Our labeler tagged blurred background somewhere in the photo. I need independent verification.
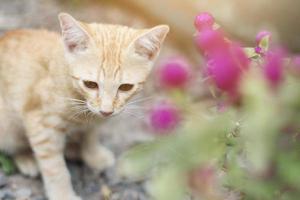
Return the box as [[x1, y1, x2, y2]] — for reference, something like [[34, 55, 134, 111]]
[[1, 0, 300, 63], [0, 0, 300, 199]]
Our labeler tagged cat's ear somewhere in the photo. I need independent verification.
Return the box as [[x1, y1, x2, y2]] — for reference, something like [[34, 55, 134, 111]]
[[131, 25, 170, 60], [58, 13, 91, 53]]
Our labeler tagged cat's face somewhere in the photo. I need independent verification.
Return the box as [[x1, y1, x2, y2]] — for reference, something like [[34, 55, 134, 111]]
[[59, 13, 169, 117]]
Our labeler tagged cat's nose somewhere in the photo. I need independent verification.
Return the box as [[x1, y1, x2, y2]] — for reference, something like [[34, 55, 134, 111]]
[[100, 111, 113, 117]]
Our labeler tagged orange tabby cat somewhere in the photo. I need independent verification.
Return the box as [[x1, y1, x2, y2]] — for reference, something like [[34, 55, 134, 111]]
[[0, 13, 169, 200]]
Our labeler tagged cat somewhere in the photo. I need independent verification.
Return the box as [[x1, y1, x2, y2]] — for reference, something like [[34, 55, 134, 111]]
[[0, 13, 169, 200]]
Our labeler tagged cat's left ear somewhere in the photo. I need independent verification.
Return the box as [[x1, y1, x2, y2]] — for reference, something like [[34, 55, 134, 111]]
[[58, 13, 91, 53], [130, 25, 170, 61]]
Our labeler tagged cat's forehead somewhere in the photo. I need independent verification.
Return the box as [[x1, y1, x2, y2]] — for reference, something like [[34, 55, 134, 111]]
[[88, 24, 148, 82], [90, 24, 141, 48]]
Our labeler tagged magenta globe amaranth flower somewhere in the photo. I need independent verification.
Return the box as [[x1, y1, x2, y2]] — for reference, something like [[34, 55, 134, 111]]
[[291, 56, 300, 76], [149, 102, 180, 134], [255, 46, 263, 54], [230, 43, 250, 69], [194, 19, 249, 98], [157, 57, 191, 89], [264, 48, 285, 87], [205, 42, 249, 94], [207, 53, 241, 93], [195, 28, 227, 55], [194, 12, 215, 31]]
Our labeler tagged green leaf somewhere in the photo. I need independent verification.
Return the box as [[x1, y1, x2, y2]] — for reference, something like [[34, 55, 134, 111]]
[[259, 35, 271, 52], [244, 47, 259, 58], [0, 153, 16, 175], [150, 167, 186, 200], [241, 72, 282, 172], [277, 152, 300, 189]]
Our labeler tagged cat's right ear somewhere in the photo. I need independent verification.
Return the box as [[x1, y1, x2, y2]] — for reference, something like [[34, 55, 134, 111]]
[[58, 13, 91, 53]]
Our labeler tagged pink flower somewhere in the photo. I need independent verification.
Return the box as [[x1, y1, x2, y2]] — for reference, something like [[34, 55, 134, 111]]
[[194, 12, 215, 31], [255, 46, 263, 54], [264, 48, 285, 87], [149, 101, 180, 134], [195, 26, 249, 97], [206, 43, 249, 94], [230, 43, 250, 70], [291, 56, 300, 75], [195, 28, 227, 55], [207, 53, 240, 93], [157, 57, 192, 89], [293, 56, 300, 67], [256, 31, 272, 45]]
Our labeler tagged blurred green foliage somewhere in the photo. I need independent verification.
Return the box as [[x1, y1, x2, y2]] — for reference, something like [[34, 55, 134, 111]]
[[0, 153, 16, 175], [121, 53, 300, 200]]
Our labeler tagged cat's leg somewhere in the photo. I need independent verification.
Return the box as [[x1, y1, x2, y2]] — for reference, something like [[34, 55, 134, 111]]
[[14, 151, 39, 178], [24, 114, 81, 200], [81, 128, 115, 172]]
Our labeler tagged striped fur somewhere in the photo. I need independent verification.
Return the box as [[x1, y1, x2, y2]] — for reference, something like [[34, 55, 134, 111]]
[[0, 13, 169, 200]]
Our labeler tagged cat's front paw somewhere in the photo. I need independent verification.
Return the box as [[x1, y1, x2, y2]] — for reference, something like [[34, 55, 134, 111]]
[[69, 195, 81, 200], [49, 193, 81, 200], [82, 146, 115, 172], [14, 153, 39, 178]]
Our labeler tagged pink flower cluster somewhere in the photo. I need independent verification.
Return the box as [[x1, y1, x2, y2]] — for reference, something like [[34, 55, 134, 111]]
[[148, 57, 191, 134], [263, 48, 286, 87], [195, 13, 249, 95], [148, 12, 300, 135]]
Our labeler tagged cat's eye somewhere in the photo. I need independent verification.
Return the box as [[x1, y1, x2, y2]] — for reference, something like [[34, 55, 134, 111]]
[[83, 81, 98, 89], [118, 84, 134, 92]]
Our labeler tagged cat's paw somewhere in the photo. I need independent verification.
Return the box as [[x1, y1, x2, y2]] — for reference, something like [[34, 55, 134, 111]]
[[49, 194, 81, 200], [82, 146, 115, 172], [14, 153, 39, 178], [68, 195, 81, 200]]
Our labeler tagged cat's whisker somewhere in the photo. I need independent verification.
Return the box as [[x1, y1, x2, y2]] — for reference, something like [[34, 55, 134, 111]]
[[68, 102, 86, 106], [69, 107, 90, 120], [126, 96, 154, 106], [59, 96, 86, 103], [86, 111, 97, 124], [122, 110, 145, 120], [70, 103, 86, 108], [125, 106, 148, 111]]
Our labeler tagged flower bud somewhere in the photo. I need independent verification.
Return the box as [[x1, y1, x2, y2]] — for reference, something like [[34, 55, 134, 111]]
[[194, 12, 215, 32], [149, 101, 180, 134], [206, 43, 249, 94], [255, 31, 272, 56], [256, 31, 272, 45], [264, 48, 285, 87], [157, 57, 192, 89], [195, 28, 227, 55]]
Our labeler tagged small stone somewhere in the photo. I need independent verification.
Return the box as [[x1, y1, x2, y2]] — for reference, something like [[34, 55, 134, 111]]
[[32, 197, 47, 200], [121, 190, 141, 200], [0, 189, 15, 200], [0, 171, 8, 188], [15, 188, 32, 199]]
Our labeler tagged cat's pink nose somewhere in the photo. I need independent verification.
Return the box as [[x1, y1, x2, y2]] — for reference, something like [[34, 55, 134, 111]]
[[100, 111, 113, 117]]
